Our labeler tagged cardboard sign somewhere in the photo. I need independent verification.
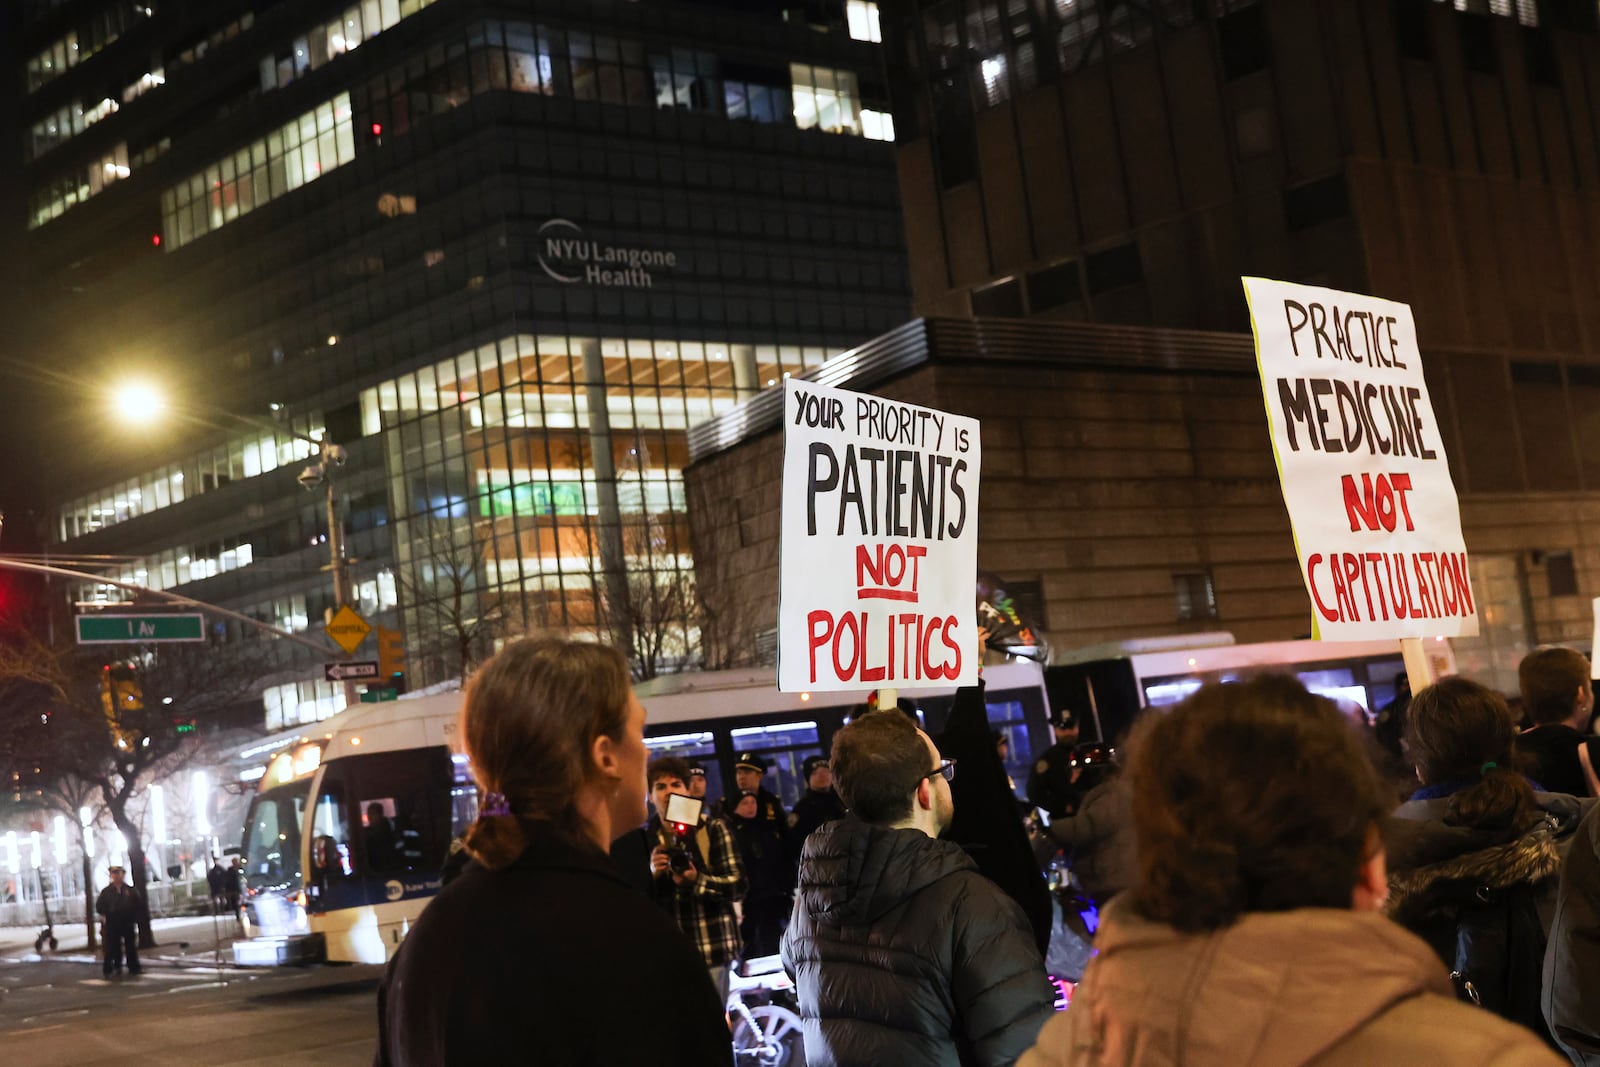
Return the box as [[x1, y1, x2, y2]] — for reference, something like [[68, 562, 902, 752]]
[[1242, 278, 1478, 640], [778, 379, 981, 692]]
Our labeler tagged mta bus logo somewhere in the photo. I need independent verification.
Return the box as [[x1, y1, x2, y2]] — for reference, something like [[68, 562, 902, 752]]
[[385, 880, 404, 903]]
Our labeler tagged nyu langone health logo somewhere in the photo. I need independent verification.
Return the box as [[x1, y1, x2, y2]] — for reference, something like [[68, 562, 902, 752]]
[[537, 218, 677, 289]]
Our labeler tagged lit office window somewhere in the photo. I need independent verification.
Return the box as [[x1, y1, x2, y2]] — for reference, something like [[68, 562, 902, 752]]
[[1438, 0, 1536, 27], [258, 0, 439, 92], [790, 64, 861, 135], [27, 143, 130, 228], [847, 1, 883, 43], [861, 108, 895, 142], [160, 93, 355, 250]]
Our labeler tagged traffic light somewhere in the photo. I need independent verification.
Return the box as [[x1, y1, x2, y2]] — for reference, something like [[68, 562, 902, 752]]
[[377, 627, 407, 694]]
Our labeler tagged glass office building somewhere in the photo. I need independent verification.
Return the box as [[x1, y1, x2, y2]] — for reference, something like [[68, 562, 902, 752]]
[[20, 0, 909, 722]]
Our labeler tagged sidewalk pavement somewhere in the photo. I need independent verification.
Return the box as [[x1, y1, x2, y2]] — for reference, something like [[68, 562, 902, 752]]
[[0, 914, 246, 967]]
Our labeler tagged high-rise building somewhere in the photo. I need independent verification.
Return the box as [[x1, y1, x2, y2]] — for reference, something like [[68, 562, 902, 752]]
[[16, 0, 909, 727], [685, 0, 1600, 691]]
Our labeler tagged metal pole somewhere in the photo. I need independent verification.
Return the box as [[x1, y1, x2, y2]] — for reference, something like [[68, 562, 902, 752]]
[[322, 438, 359, 709], [0, 557, 332, 652]]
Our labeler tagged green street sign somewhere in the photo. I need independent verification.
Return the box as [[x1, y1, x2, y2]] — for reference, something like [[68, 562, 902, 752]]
[[75, 613, 207, 645], [359, 688, 400, 704]]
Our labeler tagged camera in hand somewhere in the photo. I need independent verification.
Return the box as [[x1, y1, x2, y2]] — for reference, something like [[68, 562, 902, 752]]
[[660, 793, 703, 875]]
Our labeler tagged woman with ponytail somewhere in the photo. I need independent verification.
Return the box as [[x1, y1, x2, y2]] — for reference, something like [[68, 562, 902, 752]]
[[375, 636, 732, 1066], [1387, 676, 1585, 1044]]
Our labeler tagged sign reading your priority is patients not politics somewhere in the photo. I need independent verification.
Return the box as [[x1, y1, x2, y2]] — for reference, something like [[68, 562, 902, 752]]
[[778, 378, 982, 692]]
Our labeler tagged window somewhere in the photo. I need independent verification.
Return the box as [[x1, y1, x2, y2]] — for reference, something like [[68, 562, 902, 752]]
[[728, 722, 820, 808], [1218, 4, 1269, 80], [1283, 174, 1350, 231], [1460, 14, 1498, 73], [1027, 261, 1081, 313], [1085, 242, 1144, 294], [861, 108, 895, 141], [1395, 0, 1432, 60], [1435, 0, 1536, 28], [791, 63, 861, 135], [847, 1, 883, 42], [1546, 551, 1579, 597], [971, 278, 1024, 317], [160, 93, 355, 250], [724, 62, 789, 123], [646, 731, 724, 807], [1174, 571, 1218, 620]]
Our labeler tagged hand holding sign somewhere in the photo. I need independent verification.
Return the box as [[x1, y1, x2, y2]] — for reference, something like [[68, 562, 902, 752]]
[[779, 380, 982, 692]]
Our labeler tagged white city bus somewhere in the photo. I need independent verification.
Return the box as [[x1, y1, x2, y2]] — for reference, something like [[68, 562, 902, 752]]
[[233, 660, 1053, 965]]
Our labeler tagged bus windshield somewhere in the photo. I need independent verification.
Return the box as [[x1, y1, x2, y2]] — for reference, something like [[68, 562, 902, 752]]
[[241, 779, 311, 892]]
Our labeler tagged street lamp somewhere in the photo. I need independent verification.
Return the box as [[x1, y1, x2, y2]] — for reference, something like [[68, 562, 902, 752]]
[[112, 380, 167, 426], [109, 385, 363, 707]]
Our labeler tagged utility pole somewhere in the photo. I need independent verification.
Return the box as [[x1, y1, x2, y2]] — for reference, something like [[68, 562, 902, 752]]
[[301, 435, 359, 709]]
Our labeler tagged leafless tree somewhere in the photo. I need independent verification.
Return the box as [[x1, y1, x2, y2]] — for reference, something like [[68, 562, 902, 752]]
[[0, 630, 272, 948], [395, 517, 509, 687]]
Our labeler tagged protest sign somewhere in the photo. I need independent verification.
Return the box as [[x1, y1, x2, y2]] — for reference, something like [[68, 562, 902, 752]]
[[1242, 278, 1478, 641], [778, 379, 981, 692]]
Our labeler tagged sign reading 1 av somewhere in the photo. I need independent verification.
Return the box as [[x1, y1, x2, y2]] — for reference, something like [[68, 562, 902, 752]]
[[75, 613, 206, 645], [536, 218, 678, 289]]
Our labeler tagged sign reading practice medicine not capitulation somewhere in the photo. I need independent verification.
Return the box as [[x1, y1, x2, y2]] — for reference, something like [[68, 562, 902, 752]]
[[778, 379, 982, 692], [1242, 277, 1478, 640]]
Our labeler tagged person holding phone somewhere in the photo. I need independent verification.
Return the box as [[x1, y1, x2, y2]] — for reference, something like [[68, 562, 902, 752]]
[[644, 755, 747, 1001], [374, 637, 732, 1066]]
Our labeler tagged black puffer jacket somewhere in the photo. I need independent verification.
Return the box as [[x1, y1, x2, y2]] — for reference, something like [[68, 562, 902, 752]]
[[781, 815, 1055, 1067], [1386, 791, 1587, 1042]]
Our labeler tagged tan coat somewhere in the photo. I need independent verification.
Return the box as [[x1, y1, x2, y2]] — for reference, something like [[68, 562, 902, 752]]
[[1019, 897, 1561, 1067]]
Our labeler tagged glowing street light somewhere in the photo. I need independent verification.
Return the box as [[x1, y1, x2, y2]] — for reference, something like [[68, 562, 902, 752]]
[[112, 380, 168, 426]]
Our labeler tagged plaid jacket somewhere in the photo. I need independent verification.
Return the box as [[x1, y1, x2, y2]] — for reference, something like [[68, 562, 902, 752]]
[[647, 814, 746, 967]]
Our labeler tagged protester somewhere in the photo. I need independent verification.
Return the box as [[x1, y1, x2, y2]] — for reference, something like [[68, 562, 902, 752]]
[[639, 756, 746, 999], [1544, 801, 1600, 1063], [724, 788, 794, 959], [1386, 676, 1584, 1042], [95, 864, 141, 977], [206, 857, 226, 912], [1044, 768, 1134, 907], [1517, 646, 1599, 797], [783, 709, 1054, 1066], [1019, 674, 1562, 1067], [225, 856, 244, 928], [789, 755, 846, 843], [374, 636, 731, 1065]]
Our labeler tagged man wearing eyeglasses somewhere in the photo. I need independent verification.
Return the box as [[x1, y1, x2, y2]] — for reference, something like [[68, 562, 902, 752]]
[[782, 711, 1053, 1067]]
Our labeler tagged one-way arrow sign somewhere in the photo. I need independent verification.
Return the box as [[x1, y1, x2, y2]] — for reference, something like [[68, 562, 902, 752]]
[[325, 661, 380, 682]]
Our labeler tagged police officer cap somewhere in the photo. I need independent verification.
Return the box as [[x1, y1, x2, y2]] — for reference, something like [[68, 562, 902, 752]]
[[734, 752, 768, 773], [802, 755, 829, 779], [686, 759, 706, 778]]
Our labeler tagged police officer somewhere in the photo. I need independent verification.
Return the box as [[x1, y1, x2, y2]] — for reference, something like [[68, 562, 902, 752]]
[[789, 755, 846, 843], [96, 865, 142, 977], [724, 753, 787, 832], [1027, 707, 1087, 819]]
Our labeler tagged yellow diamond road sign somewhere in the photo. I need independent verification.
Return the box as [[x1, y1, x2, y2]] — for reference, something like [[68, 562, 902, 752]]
[[326, 605, 372, 655]]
